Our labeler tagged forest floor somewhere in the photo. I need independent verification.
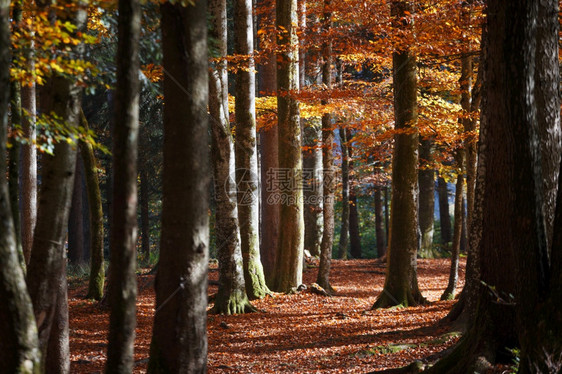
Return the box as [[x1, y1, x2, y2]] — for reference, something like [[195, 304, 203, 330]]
[[67, 257, 497, 373]]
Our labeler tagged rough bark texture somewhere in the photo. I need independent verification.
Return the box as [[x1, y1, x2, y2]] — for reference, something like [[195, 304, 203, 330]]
[[272, 0, 304, 292], [257, 0, 278, 285], [418, 138, 434, 258], [316, 0, 334, 294], [373, 0, 422, 308], [0, 2, 41, 370], [68, 157, 85, 265], [105, 0, 141, 372], [234, 0, 270, 300], [148, 1, 209, 372], [209, 0, 253, 314], [437, 176, 451, 245], [303, 118, 323, 257], [338, 127, 350, 259], [79, 111, 105, 301], [25, 2, 86, 370]]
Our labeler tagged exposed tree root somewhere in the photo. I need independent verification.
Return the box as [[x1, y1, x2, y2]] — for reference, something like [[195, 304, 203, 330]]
[[211, 293, 257, 315]]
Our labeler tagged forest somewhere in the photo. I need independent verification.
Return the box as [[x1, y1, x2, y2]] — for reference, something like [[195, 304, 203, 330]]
[[0, 0, 561, 373]]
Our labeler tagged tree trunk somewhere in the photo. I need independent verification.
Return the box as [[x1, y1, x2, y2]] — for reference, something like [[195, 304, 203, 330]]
[[373, 0, 422, 308], [46, 265, 69, 374], [234, 0, 270, 300], [25, 2, 86, 369], [418, 138, 435, 258], [209, 0, 254, 314], [272, 0, 304, 293], [148, 1, 209, 372], [105, 0, 141, 372], [437, 176, 451, 245], [338, 128, 349, 259], [139, 167, 150, 258], [257, 0, 278, 285], [303, 119, 323, 257], [68, 156, 85, 265], [347, 130, 362, 259], [441, 157, 463, 300], [374, 186, 386, 258], [316, 0, 334, 294], [79, 110, 105, 301], [0, 1, 40, 369], [9, 80, 23, 267]]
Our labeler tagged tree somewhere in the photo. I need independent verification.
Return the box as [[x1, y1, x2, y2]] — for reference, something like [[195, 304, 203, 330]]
[[347, 129, 362, 259], [26, 1, 87, 370], [436, 176, 451, 245], [209, 0, 254, 314], [272, 0, 304, 292], [68, 158, 86, 265], [79, 111, 105, 301], [234, 0, 270, 300], [0, 0, 40, 369], [148, 0, 209, 371], [106, 0, 141, 371], [372, 0, 424, 308], [303, 119, 323, 257], [338, 127, 350, 259], [418, 138, 434, 257], [374, 184, 386, 258]]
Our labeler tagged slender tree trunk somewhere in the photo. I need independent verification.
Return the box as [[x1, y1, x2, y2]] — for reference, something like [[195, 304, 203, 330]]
[[316, 0, 334, 294], [139, 167, 150, 258], [303, 118, 323, 257], [374, 185, 386, 258], [68, 157, 85, 265], [234, 0, 270, 300], [347, 130, 362, 259], [418, 138, 435, 258], [209, 0, 253, 314], [437, 176, 452, 245], [0, 1, 40, 369], [9, 79, 23, 266], [272, 0, 304, 292], [373, 0, 423, 308], [441, 156, 463, 300], [79, 110, 105, 301], [46, 265, 69, 374], [26, 2, 86, 369], [105, 0, 141, 371], [338, 128, 349, 259], [148, 1, 209, 371], [257, 0, 278, 285]]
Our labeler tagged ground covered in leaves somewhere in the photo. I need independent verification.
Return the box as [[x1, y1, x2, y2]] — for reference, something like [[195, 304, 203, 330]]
[[69, 258, 467, 373]]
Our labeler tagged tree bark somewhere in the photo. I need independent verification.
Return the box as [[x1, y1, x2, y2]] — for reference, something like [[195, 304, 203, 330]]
[[105, 0, 141, 372], [347, 130, 362, 259], [25, 1, 86, 370], [46, 265, 69, 374], [257, 0, 278, 286], [139, 167, 150, 258], [0, 1, 40, 369], [437, 176, 452, 245], [272, 0, 304, 292], [316, 0, 334, 294], [9, 80, 23, 266], [209, 0, 254, 314], [68, 156, 85, 265], [373, 0, 423, 308], [338, 127, 349, 259], [234, 0, 270, 300], [374, 186, 386, 258], [418, 138, 434, 258], [79, 110, 105, 301], [148, 1, 209, 372]]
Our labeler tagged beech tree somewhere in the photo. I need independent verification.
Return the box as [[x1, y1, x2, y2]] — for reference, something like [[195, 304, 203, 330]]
[[148, 0, 209, 371]]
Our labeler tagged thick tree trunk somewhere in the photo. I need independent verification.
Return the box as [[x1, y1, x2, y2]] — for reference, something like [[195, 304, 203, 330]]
[[234, 0, 270, 300], [257, 0, 278, 285], [303, 119, 323, 257], [26, 2, 86, 369], [148, 1, 209, 372], [105, 0, 141, 372], [374, 186, 386, 258], [46, 266, 69, 374], [0, 2, 40, 369], [68, 157, 85, 265], [437, 176, 452, 245], [79, 111, 105, 301], [418, 138, 434, 258], [272, 0, 304, 292], [316, 0, 334, 294], [338, 128, 350, 259], [373, 0, 423, 308], [209, 0, 253, 314]]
